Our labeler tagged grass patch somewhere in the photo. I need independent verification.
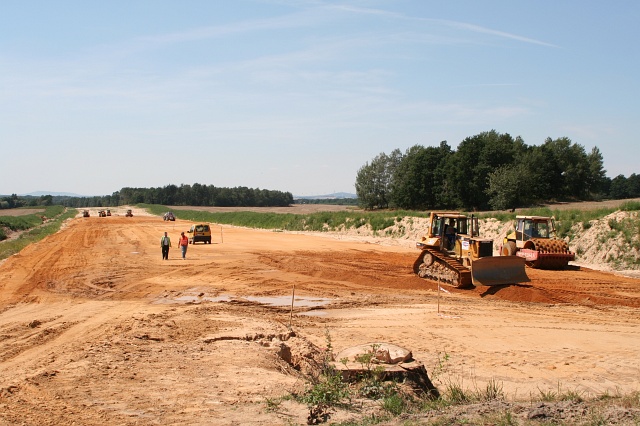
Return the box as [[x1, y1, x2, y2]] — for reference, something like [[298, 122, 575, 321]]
[[481, 377, 505, 401], [620, 200, 640, 211], [0, 205, 65, 234], [536, 382, 585, 403], [0, 206, 76, 260], [442, 376, 474, 405], [620, 390, 640, 409], [381, 393, 406, 416]]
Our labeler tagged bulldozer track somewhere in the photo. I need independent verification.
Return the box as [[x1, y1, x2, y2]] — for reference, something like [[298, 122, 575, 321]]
[[413, 247, 472, 289]]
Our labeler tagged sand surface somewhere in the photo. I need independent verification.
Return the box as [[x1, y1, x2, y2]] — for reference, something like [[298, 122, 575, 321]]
[[0, 206, 639, 425]]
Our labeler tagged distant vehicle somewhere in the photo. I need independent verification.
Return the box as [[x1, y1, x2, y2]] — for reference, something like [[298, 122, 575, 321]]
[[163, 212, 176, 221], [83, 210, 90, 218], [125, 209, 133, 217], [98, 210, 107, 217], [188, 224, 211, 244], [106, 209, 111, 216]]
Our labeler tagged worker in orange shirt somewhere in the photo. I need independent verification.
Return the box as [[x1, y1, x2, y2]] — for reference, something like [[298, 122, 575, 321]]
[[178, 231, 189, 259]]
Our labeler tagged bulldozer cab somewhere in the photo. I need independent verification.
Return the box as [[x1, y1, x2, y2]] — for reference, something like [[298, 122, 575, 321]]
[[429, 213, 479, 253], [433, 216, 467, 234]]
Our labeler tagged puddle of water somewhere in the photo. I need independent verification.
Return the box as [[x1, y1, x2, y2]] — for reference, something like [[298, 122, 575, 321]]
[[153, 292, 332, 307], [154, 294, 232, 305], [175, 295, 232, 303], [244, 295, 332, 307]]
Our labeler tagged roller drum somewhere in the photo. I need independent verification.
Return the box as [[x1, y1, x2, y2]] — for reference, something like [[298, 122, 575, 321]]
[[526, 238, 574, 269]]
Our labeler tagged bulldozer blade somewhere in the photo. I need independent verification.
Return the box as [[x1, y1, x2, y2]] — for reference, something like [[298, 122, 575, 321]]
[[470, 256, 530, 286]]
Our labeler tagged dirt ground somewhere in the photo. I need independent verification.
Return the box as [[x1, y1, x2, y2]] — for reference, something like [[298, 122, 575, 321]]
[[1, 206, 639, 425]]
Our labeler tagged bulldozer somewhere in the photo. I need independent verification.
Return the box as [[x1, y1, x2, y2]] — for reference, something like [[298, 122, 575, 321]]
[[413, 212, 529, 288], [501, 215, 575, 269], [125, 209, 133, 217]]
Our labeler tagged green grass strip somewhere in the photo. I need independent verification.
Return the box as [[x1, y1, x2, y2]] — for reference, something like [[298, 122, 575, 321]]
[[139, 204, 429, 232]]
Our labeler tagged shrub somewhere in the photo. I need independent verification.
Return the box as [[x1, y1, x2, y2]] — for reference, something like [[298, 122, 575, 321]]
[[299, 366, 350, 406]]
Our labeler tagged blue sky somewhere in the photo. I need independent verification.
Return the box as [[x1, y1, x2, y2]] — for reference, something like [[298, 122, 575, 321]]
[[1, 1, 638, 197]]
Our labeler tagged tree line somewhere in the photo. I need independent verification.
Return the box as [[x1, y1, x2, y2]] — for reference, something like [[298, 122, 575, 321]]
[[113, 184, 293, 208], [355, 130, 631, 211], [1, 184, 293, 209]]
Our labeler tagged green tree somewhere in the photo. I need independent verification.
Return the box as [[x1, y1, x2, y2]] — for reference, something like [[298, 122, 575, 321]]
[[586, 147, 607, 196], [627, 173, 640, 197], [609, 174, 629, 199], [390, 142, 452, 210], [451, 131, 522, 210], [355, 153, 393, 210], [540, 137, 597, 200], [516, 146, 555, 203], [39, 195, 53, 206], [486, 164, 532, 210]]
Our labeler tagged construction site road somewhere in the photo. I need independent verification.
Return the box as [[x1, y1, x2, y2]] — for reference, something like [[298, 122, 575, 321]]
[[1, 208, 639, 425]]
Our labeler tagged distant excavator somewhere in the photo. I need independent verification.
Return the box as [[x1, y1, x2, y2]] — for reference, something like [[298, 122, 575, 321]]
[[501, 215, 575, 269], [413, 212, 529, 289]]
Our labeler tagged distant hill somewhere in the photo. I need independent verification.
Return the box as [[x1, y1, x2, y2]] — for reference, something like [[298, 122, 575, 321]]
[[21, 191, 87, 197], [294, 192, 356, 200]]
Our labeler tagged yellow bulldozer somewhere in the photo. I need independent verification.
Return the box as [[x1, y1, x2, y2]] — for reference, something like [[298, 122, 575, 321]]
[[413, 212, 529, 288], [501, 215, 575, 269]]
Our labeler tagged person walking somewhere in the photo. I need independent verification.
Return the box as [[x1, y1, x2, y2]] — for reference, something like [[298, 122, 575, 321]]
[[160, 231, 171, 260], [178, 231, 189, 259]]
